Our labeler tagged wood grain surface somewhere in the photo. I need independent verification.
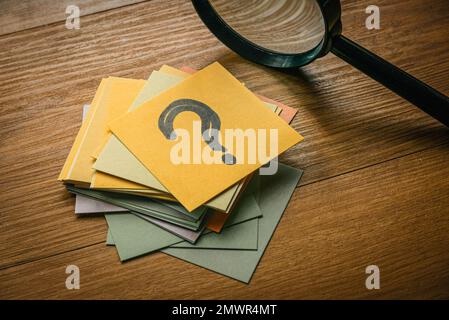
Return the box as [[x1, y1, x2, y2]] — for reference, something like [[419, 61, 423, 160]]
[[1, 0, 448, 299], [0, 0, 148, 35]]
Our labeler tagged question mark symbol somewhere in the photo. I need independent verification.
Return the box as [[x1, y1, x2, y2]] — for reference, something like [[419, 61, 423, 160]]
[[158, 99, 236, 165]]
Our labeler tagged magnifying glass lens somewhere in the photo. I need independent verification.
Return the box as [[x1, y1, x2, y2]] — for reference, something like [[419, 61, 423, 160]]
[[209, 0, 326, 54]]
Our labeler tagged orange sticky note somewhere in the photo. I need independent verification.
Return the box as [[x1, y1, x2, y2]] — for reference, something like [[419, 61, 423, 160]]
[[109, 62, 303, 211], [256, 94, 298, 124]]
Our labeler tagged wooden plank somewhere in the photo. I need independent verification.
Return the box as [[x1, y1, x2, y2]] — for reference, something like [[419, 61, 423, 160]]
[[1, 145, 448, 299], [0, 0, 449, 276], [0, 0, 148, 36]]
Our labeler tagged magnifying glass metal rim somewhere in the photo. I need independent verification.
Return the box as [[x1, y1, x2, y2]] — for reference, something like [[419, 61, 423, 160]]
[[192, 0, 337, 68]]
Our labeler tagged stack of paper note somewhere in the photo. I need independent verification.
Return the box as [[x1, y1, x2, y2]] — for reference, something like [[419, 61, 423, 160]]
[[59, 62, 304, 283]]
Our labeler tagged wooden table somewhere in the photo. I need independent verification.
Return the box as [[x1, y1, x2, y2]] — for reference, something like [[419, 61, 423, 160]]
[[1, 0, 448, 299]]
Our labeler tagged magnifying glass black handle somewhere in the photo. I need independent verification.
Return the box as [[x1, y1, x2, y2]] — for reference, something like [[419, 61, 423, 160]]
[[331, 35, 449, 127]]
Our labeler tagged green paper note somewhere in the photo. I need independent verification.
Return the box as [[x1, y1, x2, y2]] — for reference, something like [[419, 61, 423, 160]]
[[162, 163, 303, 283], [107, 217, 259, 251], [106, 192, 262, 261], [67, 185, 206, 230], [171, 218, 258, 250], [106, 230, 113, 245], [106, 213, 182, 261]]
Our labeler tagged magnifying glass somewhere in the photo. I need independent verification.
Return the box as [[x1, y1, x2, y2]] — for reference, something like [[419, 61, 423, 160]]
[[191, 0, 449, 127]]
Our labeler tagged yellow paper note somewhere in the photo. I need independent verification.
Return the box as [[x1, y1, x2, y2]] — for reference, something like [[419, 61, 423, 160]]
[[93, 69, 278, 212], [90, 73, 170, 159], [58, 77, 146, 184], [91, 69, 246, 212], [58, 78, 109, 184], [109, 62, 303, 211]]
